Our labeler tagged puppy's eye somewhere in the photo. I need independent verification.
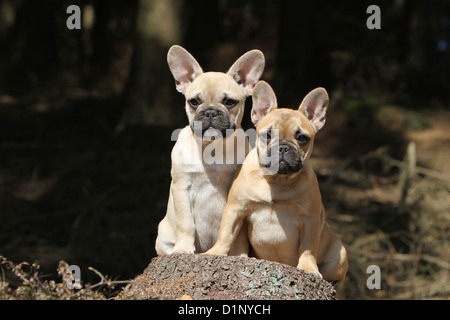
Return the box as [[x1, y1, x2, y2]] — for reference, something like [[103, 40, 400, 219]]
[[260, 130, 272, 143], [296, 134, 310, 145], [223, 98, 238, 108], [188, 98, 200, 108]]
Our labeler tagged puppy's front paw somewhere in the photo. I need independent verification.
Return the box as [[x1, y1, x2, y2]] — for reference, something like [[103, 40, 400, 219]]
[[298, 266, 323, 279], [203, 247, 228, 256], [297, 261, 322, 279], [172, 244, 196, 254], [311, 271, 323, 279]]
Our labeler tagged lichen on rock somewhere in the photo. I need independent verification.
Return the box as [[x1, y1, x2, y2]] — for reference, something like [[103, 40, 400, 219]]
[[118, 253, 337, 300]]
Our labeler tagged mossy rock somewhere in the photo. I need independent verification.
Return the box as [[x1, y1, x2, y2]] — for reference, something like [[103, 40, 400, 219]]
[[118, 253, 336, 300]]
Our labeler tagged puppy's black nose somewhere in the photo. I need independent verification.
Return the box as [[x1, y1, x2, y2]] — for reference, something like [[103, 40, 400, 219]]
[[279, 144, 291, 156], [204, 108, 218, 119]]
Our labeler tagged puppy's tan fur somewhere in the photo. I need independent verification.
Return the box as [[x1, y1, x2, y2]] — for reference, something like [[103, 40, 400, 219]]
[[205, 81, 348, 282], [155, 46, 264, 255]]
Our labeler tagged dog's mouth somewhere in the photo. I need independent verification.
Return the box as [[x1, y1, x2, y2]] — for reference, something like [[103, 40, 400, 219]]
[[191, 125, 236, 139], [277, 158, 303, 174], [278, 159, 290, 173], [260, 159, 303, 175], [202, 127, 229, 139], [191, 108, 234, 138], [260, 142, 303, 175]]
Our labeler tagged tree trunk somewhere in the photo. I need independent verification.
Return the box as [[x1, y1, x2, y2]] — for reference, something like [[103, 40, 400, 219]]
[[118, 0, 182, 131], [118, 254, 336, 300]]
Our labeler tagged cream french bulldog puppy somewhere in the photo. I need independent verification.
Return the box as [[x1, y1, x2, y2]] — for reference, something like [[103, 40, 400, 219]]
[[205, 81, 348, 283], [155, 45, 265, 255]]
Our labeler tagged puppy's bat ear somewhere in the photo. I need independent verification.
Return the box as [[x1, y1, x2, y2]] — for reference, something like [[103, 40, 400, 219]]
[[167, 45, 204, 93], [227, 49, 265, 96], [298, 87, 329, 132], [251, 81, 277, 126]]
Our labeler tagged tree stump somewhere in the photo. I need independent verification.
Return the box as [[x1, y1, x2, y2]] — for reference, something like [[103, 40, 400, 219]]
[[118, 254, 336, 300]]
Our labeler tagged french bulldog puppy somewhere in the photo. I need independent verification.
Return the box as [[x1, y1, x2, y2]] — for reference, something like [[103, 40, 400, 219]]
[[205, 81, 348, 283], [155, 45, 265, 255]]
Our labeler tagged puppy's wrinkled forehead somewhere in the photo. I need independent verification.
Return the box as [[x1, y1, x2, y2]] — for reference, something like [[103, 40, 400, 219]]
[[185, 72, 246, 100], [257, 109, 315, 138]]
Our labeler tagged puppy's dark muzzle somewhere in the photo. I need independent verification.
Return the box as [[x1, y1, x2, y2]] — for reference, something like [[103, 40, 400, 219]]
[[277, 142, 303, 174], [192, 107, 234, 137], [259, 141, 303, 174], [204, 109, 218, 120]]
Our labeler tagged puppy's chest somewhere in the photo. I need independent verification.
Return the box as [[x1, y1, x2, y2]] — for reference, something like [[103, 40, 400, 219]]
[[190, 165, 234, 192], [189, 169, 234, 251], [248, 203, 301, 242], [188, 169, 234, 215]]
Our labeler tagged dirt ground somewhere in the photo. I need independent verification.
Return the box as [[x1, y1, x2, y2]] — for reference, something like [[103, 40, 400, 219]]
[[313, 105, 450, 299]]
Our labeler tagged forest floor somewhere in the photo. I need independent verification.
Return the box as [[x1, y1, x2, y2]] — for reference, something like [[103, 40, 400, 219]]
[[0, 93, 449, 299], [314, 104, 450, 299]]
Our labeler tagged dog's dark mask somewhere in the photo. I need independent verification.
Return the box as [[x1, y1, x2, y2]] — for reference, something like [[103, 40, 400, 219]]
[[191, 107, 234, 138], [277, 142, 303, 174], [260, 141, 303, 174]]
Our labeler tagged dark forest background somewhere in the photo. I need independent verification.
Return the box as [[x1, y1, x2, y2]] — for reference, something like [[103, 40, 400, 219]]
[[0, 0, 449, 299]]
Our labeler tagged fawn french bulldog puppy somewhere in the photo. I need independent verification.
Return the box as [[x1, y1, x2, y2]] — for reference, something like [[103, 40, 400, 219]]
[[155, 46, 265, 255], [205, 81, 348, 283]]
